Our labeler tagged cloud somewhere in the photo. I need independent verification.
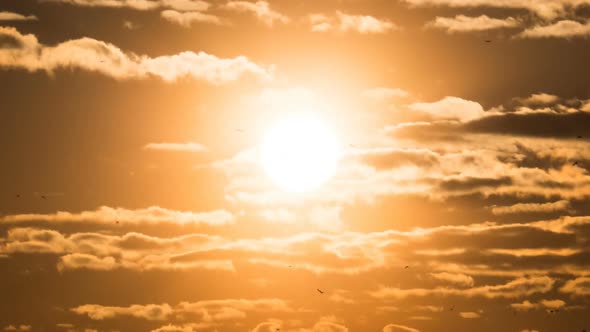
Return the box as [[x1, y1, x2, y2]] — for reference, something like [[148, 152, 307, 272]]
[[400, 0, 590, 19], [143, 142, 207, 152], [328, 290, 355, 304], [2, 326, 31, 332], [491, 200, 572, 215], [518, 93, 560, 105], [430, 272, 475, 287], [355, 147, 440, 170], [160, 10, 223, 27], [426, 15, 520, 33], [72, 299, 294, 323], [464, 111, 590, 138], [337, 12, 398, 34], [0, 26, 272, 83], [1, 206, 234, 226], [415, 305, 443, 312], [408, 96, 485, 122], [0, 12, 38, 21], [224, 1, 289, 26], [310, 12, 399, 34], [40, 0, 211, 11], [459, 311, 481, 318], [560, 277, 590, 296], [519, 20, 590, 39], [382, 324, 420, 332], [370, 276, 555, 299], [510, 299, 566, 311], [122, 20, 139, 30]]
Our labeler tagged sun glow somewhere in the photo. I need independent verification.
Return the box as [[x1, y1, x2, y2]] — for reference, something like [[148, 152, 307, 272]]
[[260, 114, 342, 193]]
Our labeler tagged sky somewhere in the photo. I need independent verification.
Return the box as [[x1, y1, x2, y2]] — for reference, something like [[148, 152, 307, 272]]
[[1, 0, 590, 332]]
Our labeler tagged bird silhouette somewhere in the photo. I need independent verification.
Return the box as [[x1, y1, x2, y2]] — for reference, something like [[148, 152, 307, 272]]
[[577, 135, 583, 139], [573, 161, 580, 166], [15, 194, 20, 198], [317, 288, 324, 294], [404, 265, 410, 269], [40, 195, 47, 200], [485, 40, 492, 43]]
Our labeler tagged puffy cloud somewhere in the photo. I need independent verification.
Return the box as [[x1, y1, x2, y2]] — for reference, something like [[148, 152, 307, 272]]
[[518, 93, 560, 105], [310, 12, 399, 34], [160, 10, 223, 27], [336, 12, 398, 34], [224, 1, 289, 26], [408, 96, 485, 122], [510, 299, 566, 311], [519, 20, 590, 39], [0, 12, 38, 21], [0, 27, 272, 83], [426, 15, 520, 33], [143, 142, 207, 152]]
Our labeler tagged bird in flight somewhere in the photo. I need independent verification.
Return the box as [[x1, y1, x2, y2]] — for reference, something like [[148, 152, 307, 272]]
[[573, 161, 580, 166], [15, 194, 20, 198], [484, 40, 492, 43], [404, 265, 410, 269], [40, 195, 47, 200], [317, 288, 324, 294]]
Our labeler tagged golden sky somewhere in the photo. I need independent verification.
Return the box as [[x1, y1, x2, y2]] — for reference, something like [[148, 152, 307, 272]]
[[1, 1, 590, 332]]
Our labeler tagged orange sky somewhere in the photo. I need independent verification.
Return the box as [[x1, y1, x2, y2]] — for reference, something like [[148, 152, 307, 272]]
[[1, 1, 590, 332]]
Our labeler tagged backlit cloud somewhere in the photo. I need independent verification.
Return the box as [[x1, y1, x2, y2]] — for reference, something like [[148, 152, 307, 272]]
[[224, 1, 289, 26], [426, 15, 520, 33], [0, 26, 272, 83], [519, 20, 590, 39], [0, 12, 38, 21], [309, 12, 399, 34]]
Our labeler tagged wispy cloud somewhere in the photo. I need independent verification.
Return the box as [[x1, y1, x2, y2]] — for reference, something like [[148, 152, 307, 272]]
[[143, 142, 207, 152], [224, 1, 289, 26], [160, 9, 223, 27], [426, 15, 520, 33], [0, 12, 38, 21], [40, 0, 211, 11], [1, 206, 233, 225], [400, 0, 590, 19], [309, 12, 399, 34]]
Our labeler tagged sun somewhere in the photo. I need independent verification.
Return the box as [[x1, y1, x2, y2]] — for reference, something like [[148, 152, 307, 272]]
[[260, 114, 342, 193]]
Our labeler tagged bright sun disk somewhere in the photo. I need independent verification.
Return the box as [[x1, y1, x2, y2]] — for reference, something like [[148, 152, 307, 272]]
[[260, 115, 341, 193]]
